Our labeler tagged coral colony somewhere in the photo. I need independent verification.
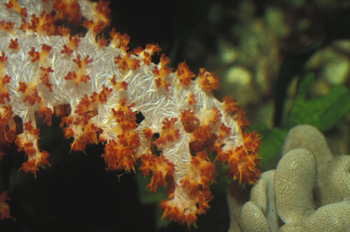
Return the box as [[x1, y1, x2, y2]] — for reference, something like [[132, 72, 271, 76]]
[[0, 0, 261, 227]]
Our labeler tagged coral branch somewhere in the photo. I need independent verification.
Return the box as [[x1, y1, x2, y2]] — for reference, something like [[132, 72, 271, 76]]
[[0, 0, 261, 227]]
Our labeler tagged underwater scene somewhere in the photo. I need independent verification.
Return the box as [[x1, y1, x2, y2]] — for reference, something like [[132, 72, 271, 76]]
[[0, 0, 350, 231]]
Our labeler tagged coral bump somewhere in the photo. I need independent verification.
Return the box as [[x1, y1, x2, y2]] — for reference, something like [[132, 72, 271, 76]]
[[0, 0, 261, 227]]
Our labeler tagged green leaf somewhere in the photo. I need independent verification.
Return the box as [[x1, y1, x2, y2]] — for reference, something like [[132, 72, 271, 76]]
[[296, 72, 315, 98], [287, 84, 350, 131], [251, 72, 350, 168]]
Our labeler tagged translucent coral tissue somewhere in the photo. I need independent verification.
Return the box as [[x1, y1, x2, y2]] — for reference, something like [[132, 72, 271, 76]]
[[0, 0, 261, 227]]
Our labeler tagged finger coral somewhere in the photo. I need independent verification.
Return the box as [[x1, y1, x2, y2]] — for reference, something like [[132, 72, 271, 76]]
[[228, 125, 350, 232], [0, 0, 261, 227]]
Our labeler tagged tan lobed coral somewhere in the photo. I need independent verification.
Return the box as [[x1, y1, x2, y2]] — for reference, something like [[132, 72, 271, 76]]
[[227, 124, 350, 232]]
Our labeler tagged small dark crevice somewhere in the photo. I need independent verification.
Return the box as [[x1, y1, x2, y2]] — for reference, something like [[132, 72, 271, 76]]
[[135, 111, 145, 124]]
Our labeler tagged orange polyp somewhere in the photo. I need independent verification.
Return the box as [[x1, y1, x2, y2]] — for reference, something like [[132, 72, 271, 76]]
[[160, 200, 197, 227], [60, 113, 101, 152], [234, 107, 250, 129], [230, 148, 261, 184], [83, 20, 106, 35], [75, 86, 112, 115], [118, 131, 140, 148], [217, 123, 231, 139], [28, 47, 40, 63], [22, 120, 39, 136], [80, 0, 111, 34], [0, 74, 11, 104], [39, 66, 54, 92], [28, 44, 52, 63], [132, 47, 144, 55], [110, 29, 130, 52], [54, 104, 71, 118], [14, 119, 50, 175], [217, 130, 261, 184], [109, 98, 138, 139], [72, 54, 93, 68], [21, 159, 38, 174], [4, 0, 27, 17], [143, 128, 153, 141], [197, 68, 220, 92], [242, 130, 261, 154], [64, 71, 77, 84], [53, 0, 82, 25], [141, 54, 152, 66], [0, 21, 15, 33], [40, 44, 52, 58], [63, 126, 74, 139], [93, 0, 111, 26], [24, 12, 57, 35], [209, 107, 222, 125], [176, 62, 195, 86], [8, 38, 19, 50], [79, 74, 91, 85], [19, 18, 29, 32], [155, 78, 171, 91], [181, 151, 215, 196], [0, 105, 16, 144], [114, 98, 136, 119], [58, 25, 71, 36], [38, 104, 53, 126], [69, 35, 81, 47], [223, 96, 238, 113], [181, 109, 200, 133], [146, 43, 161, 54], [0, 52, 7, 73], [97, 36, 109, 48], [21, 150, 49, 175], [65, 54, 93, 87], [75, 94, 93, 116], [187, 93, 196, 105], [0, 56, 7, 103], [110, 75, 128, 90], [60, 44, 73, 56], [132, 44, 161, 66], [190, 125, 216, 152], [152, 54, 173, 91], [139, 153, 175, 192], [23, 142, 36, 155], [160, 192, 213, 228], [102, 137, 139, 172], [95, 85, 112, 104], [194, 125, 214, 142], [61, 34, 81, 55], [18, 82, 41, 105], [41, 44, 52, 52], [70, 123, 100, 151], [114, 53, 140, 71], [155, 118, 180, 146], [64, 71, 89, 87], [223, 96, 250, 128]]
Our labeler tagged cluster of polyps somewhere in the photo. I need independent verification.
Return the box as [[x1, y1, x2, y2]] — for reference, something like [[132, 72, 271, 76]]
[[0, 0, 261, 226]]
